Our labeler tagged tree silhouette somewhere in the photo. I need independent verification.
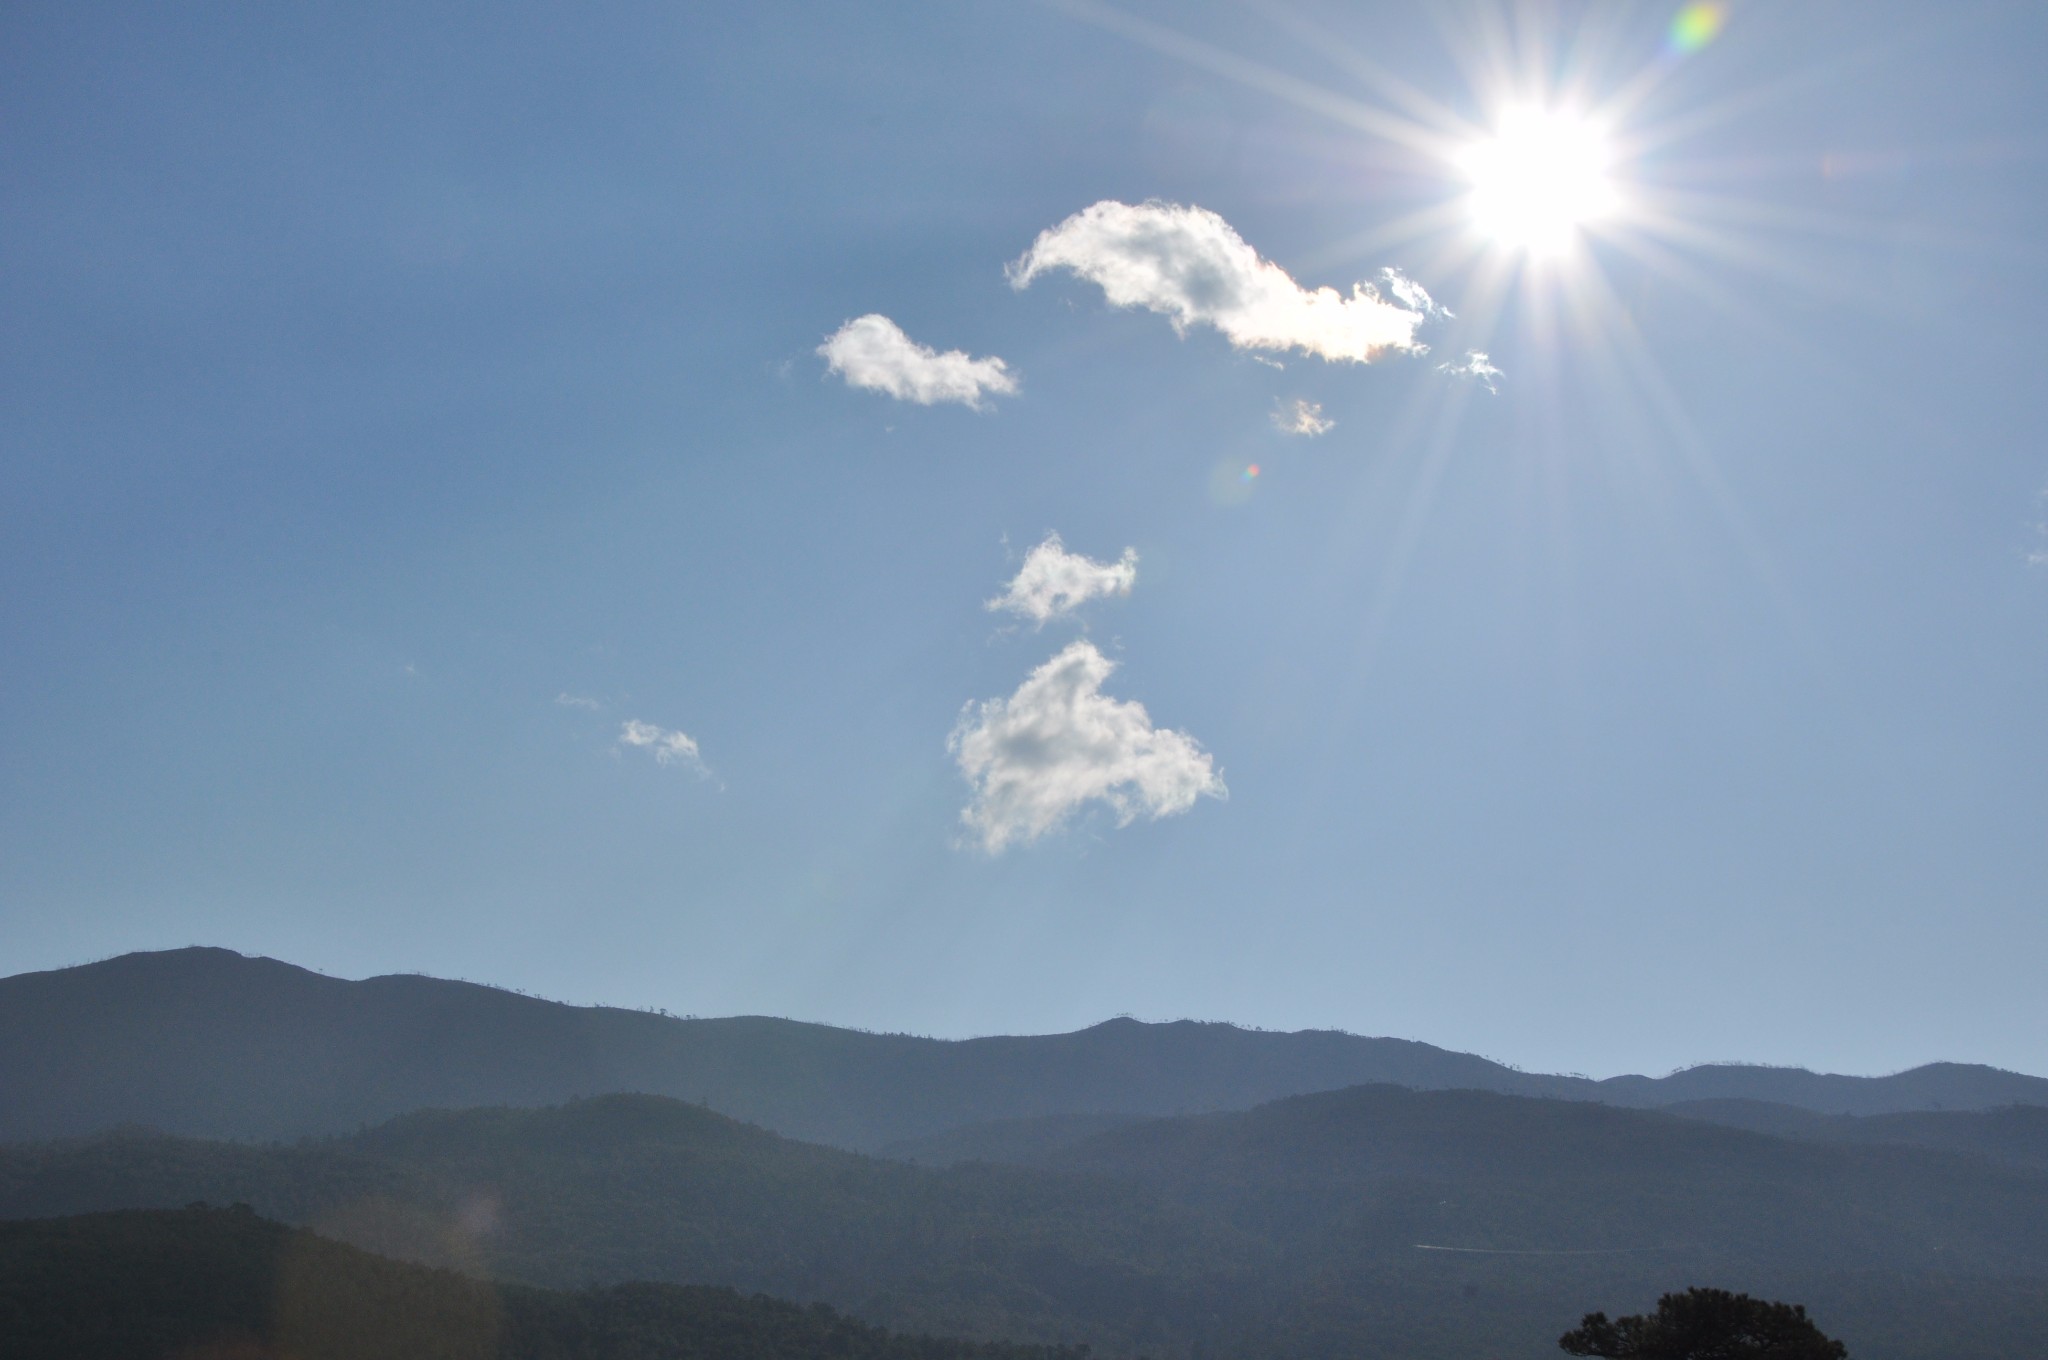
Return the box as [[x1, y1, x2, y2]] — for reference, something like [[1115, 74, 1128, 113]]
[[1559, 1287, 1848, 1359]]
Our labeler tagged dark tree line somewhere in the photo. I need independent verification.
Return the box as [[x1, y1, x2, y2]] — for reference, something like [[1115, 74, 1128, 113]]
[[1561, 1288, 1848, 1359]]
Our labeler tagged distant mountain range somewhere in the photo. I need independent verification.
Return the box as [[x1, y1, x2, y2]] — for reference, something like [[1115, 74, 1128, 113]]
[[4, 947, 2044, 1147]]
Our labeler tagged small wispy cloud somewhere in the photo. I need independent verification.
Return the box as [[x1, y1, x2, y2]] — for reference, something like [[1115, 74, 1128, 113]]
[[986, 533, 1138, 626], [950, 640, 1224, 853], [2030, 488, 2048, 566], [1009, 200, 1430, 365], [1438, 349, 1503, 394], [1379, 267, 1450, 320], [618, 719, 711, 776], [555, 692, 604, 711], [818, 314, 1018, 409], [1273, 398, 1334, 437]]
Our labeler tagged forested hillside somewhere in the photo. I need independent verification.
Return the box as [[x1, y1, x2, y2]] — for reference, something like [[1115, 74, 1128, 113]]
[[0, 1204, 1090, 1360], [886, 1099, 2048, 1174], [6, 1089, 2048, 1358], [1662, 1099, 2048, 1172]]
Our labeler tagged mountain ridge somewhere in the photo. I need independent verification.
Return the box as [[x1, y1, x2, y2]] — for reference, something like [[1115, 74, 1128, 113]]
[[5, 946, 2043, 1148]]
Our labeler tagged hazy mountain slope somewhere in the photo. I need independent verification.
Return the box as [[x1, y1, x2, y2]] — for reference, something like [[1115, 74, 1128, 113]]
[[0, 1095, 1257, 1351], [878, 1113, 1149, 1166], [0, 1204, 1087, 1360], [1660, 1098, 1845, 1139], [1030, 1086, 2048, 1360], [1665, 1098, 2048, 1172], [891, 1092, 2048, 1174], [1040, 1085, 2048, 1277], [6, 1090, 2048, 1358], [5, 948, 2044, 1149]]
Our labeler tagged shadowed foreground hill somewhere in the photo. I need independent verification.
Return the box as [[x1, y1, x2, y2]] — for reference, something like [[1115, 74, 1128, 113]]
[[0, 1204, 1087, 1360], [6, 1090, 2048, 1358], [4, 948, 2043, 1148]]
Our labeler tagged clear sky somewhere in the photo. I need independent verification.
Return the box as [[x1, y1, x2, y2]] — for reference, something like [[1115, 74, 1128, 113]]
[[3, 2, 2043, 1080]]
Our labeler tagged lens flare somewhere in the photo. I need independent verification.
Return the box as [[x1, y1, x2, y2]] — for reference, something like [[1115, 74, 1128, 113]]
[[1208, 459, 1258, 506], [1668, 3, 1725, 55]]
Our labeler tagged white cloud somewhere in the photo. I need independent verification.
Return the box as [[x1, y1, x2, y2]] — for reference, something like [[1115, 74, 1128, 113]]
[[949, 640, 1224, 853], [1273, 398, 1333, 437], [1438, 349, 1503, 393], [818, 314, 1018, 409], [555, 692, 604, 711], [1379, 267, 1449, 319], [986, 533, 1138, 625], [618, 719, 709, 775], [1008, 200, 1428, 364]]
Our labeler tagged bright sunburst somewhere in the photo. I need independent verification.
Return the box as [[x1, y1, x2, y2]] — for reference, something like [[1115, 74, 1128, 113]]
[[1458, 106, 1618, 257]]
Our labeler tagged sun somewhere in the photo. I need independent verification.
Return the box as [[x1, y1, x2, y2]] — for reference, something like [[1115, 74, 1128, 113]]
[[1458, 106, 1619, 257]]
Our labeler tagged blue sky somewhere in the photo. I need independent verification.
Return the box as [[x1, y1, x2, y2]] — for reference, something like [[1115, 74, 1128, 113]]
[[3, 2, 2044, 1079]]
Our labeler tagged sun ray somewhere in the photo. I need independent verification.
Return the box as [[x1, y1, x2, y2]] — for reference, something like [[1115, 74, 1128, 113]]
[[1552, 252, 1825, 664], [1051, 0, 1456, 158], [1591, 229, 1862, 388], [1635, 182, 1991, 254], [1611, 18, 1943, 152], [1245, 0, 1480, 140], [1286, 200, 1478, 280], [1617, 191, 1947, 318]]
